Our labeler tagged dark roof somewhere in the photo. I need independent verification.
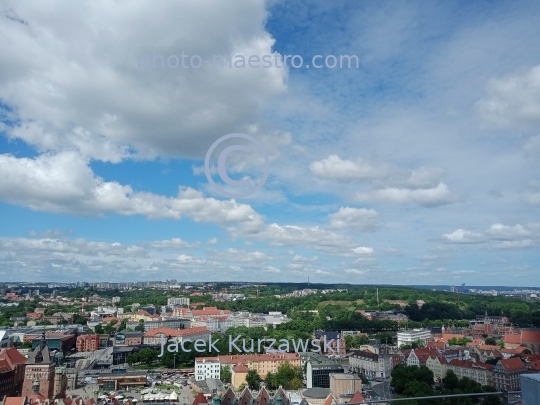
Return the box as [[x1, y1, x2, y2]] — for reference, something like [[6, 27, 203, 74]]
[[237, 387, 254, 405], [26, 334, 53, 365], [313, 331, 340, 340], [351, 350, 379, 361], [221, 387, 238, 405], [303, 388, 331, 398]]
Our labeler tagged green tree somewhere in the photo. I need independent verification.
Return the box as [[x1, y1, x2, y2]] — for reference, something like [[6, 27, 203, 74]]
[[442, 370, 459, 391], [22, 340, 33, 349], [135, 320, 145, 332], [221, 366, 232, 384], [94, 324, 104, 334], [245, 369, 262, 390]]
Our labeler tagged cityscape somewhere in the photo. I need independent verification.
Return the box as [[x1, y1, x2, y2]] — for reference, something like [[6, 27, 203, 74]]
[[2, 1, 540, 405]]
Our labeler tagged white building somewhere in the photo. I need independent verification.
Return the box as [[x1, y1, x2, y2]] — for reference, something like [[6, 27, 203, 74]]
[[195, 357, 221, 381], [349, 350, 394, 379], [397, 329, 432, 348], [167, 297, 190, 306]]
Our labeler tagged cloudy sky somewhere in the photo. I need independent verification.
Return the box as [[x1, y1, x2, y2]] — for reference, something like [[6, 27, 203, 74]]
[[1, 0, 540, 286]]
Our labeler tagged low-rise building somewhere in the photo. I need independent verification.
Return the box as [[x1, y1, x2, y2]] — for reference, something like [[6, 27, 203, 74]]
[[329, 373, 362, 401], [397, 329, 432, 348], [195, 357, 220, 381], [303, 352, 344, 388]]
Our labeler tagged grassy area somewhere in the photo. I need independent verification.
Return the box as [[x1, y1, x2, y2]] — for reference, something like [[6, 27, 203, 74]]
[[319, 300, 353, 307]]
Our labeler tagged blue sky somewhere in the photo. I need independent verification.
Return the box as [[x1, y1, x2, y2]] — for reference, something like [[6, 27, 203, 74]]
[[1, 0, 540, 285]]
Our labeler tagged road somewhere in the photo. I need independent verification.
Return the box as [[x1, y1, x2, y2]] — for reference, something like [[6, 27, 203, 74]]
[[370, 380, 392, 399]]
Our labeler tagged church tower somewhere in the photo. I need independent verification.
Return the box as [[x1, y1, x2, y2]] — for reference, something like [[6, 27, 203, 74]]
[[22, 331, 56, 399]]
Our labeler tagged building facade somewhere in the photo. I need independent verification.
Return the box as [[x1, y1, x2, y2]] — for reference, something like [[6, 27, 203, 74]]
[[195, 357, 221, 381], [397, 329, 432, 348]]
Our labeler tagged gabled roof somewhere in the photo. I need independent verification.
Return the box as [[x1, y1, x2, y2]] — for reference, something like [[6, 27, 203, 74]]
[[192, 392, 208, 405], [256, 387, 270, 405], [348, 392, 366, 404], [221, 387, 237, 405], [238, 386, 254, 405], [275, 387, 290, 405]]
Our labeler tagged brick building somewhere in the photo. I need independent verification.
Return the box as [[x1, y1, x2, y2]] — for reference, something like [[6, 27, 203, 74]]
[[76, 335, 100, 352], [0, 347, 27, 397], [21, 333, 56, 399]]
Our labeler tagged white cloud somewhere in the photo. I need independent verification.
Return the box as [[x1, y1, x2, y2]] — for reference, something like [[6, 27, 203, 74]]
[[0, 0, 287, 158], [439, 229, 486, 244], [147, 238, 199, 249], [354, 183, 459, 207], [264, 266, 281, 273], [352, 246, 374, 255], [328, 207, 381, 231], [0, 152, 265, 229], [207, 238, 218, 245], [477, 65, 540, 128], [344, 268, 367, 275]]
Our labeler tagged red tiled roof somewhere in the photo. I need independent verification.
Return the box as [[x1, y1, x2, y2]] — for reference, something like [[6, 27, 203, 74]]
[[349, 392, 366, 404], [500, 357, 525, 372], [218, 352, 300, 364], [3, 398, 26, 405], [144, 326, 209, 337], [192, 393, 208, 405], [504, 334, 521, 344], [0, 347, 27, 368], [233, 364, 249, 373], [522, 330, 540, 343]]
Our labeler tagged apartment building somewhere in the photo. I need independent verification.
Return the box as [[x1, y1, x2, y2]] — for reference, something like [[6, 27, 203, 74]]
[[349, 350, 397, 379], [492, 357, 526, 391], [195, 357, 220, 381], [425, 355, 448, 382], [76, 334, 100, 352], [217, 352, 301, 379], [304, 353, 344, 388], [447, 359, 493, 386], [0, 347, 26, 397], [167, 297, 190, 306], [406, 348, 440, 367]]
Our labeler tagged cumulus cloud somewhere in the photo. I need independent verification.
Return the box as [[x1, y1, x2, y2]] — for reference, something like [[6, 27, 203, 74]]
[[354, 183, 459, 207], [0, 0, 287, 158], [0, 152, 265, 230], [328, 207, 381, 231], [439, 229, 486, 244], [344, 268, 367, 275], [146, 238, 200, 249], [309, 155, 458, 207], [439, 222, 540, 250], [477, 64, 540, 128]]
